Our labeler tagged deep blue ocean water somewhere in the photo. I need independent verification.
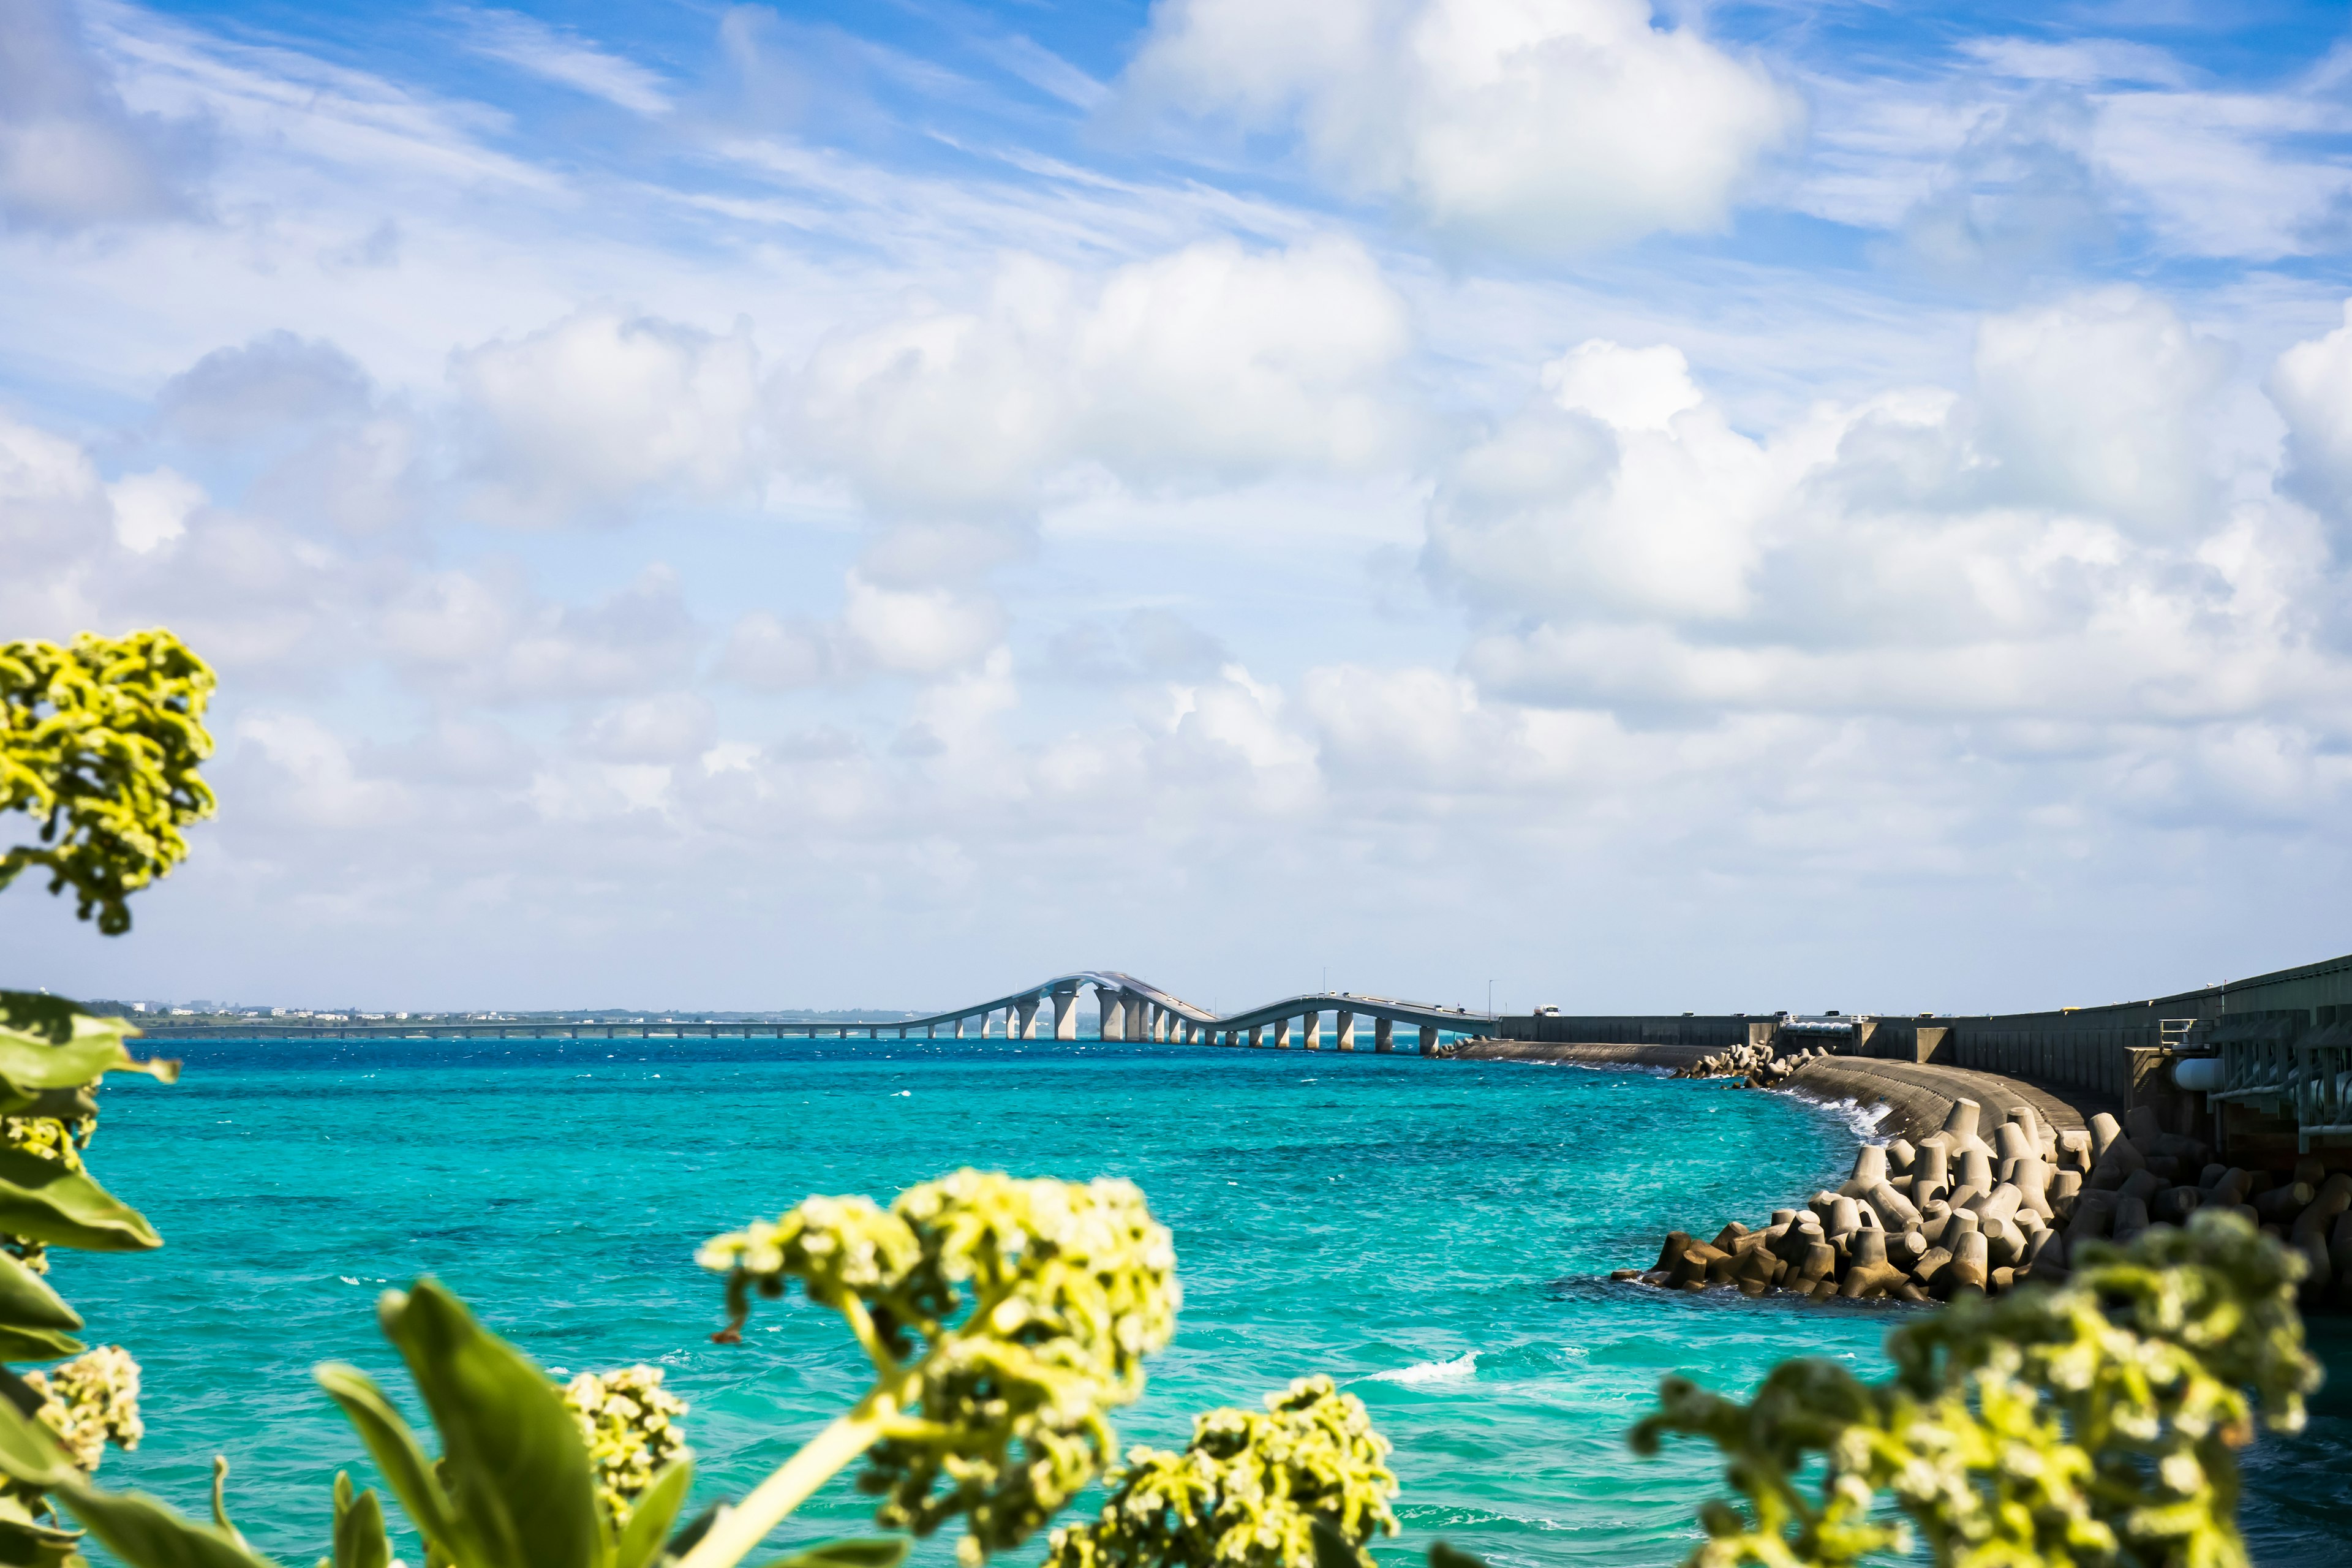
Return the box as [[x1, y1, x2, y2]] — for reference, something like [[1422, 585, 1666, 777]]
[[48, 1036, 2352, 1566]]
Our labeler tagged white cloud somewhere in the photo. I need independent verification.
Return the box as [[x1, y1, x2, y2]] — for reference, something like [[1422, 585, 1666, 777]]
[[576, 694, 717, 763], [235, 712, 413, 829], [1971, 289, 2228, 538], [452, 307, 765, 526], [2267, 300, 2352, 525], [459, 9, 673, 118], [1125, 0, 1802, 255], [790, 236, 1415, 517], [1441, 295, 2344, 745], [0, 0, 203, 231], [840, 576, 1005, 677], [1425, 339, 1786, 620], [106, 467, 203, 552], [380, 564, 703, 703]]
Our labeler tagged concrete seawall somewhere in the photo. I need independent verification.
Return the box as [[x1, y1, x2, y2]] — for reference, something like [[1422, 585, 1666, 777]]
[[1777, 1057, 2114, 1144], [1446, 1036, 2113, 1141], [1447, 1038, 1716, 1071]]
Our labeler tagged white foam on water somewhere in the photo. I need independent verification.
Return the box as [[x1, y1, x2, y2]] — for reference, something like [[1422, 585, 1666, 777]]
[[1369, 1351, 1478, 1386]]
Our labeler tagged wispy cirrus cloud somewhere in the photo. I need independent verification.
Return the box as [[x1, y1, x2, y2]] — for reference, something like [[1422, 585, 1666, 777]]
[[456, 7, 673, 118]]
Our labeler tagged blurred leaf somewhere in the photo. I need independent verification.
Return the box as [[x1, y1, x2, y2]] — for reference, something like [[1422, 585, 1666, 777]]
[[330, 1471, 391, 1568], [0, 995, 84, 1047], [374, 1280, 601, 1568], [614, 1461, 693, 1568], [758, 1538, 911, 1568], [0, 1325, 85, 1362], [0, 1006, 177, 1101], [56, 1479, 277, 1568], [0, 1506, 86, 1568], [315, 1365, 461, 1554], [0, 1374, 80, 1490], [1309, 1520, 1360, 1568], [0, 1147, 161, 1250], [0, 1244, 84, 1332]]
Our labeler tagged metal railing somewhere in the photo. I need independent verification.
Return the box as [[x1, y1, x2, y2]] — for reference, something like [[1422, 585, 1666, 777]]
[[2294, 1030, 2352, 1153]]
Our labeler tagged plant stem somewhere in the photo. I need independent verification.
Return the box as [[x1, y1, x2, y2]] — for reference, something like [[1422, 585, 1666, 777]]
[[678, 1396, 895, 1568]]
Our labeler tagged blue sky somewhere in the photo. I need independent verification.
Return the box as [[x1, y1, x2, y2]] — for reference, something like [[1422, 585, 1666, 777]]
[[4, 0, 2351, 1015]]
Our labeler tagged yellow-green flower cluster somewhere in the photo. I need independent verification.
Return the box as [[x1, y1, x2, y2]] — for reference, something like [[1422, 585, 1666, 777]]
[[2, 1112, 92, 1170], [700, 1170, 1181, 1565], [1, 629, 217, 935], [1044, 1376, 1399, 1568], [562, 1364, 689, 1526], [1633, 1209, 2321, 1568], [24, 1345, 143, 1472]]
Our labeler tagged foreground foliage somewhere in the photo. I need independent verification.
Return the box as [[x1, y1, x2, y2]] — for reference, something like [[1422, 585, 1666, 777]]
[[1635, 1208, 2320, 1568], [1, 630, 215, 936]]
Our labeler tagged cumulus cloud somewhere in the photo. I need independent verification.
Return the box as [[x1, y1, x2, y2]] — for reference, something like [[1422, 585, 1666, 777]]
[[452, 308, 766, 526], [575, 693, 717, 763], [0, 0, 205, 232], [788, 236, 1415, 517], [380, 564, 703, 703], [1439, 292, 2339, 745], [1124, 0, 1802, 255], [156, 332, 376, 443], [720, 576, 1007, 689], [1898, 89, 2114, 286], [2267, 300, 2352, 527], [1971, 289, 2229, 538], [1423, 339, 1783, 621]]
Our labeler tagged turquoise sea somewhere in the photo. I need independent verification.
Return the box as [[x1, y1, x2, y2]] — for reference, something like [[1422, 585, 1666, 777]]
[[54, 1036, 2352, 1567]]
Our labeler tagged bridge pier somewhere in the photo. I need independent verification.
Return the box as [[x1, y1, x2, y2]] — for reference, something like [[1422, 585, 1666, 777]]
[[1052, 984, 1080, 1041], [1272, 1018, 1291, 1049], [1335, 1012, 1356, 1052], [1376, 1017, 1394, 1052], [1302, 1011, 1321, 1051], [1097, 987, 1124, 1042], [1155, 1007, 1171, 1043], [1418, 1023, 1436, 1054], [1016, 1000, 1039, 1039]]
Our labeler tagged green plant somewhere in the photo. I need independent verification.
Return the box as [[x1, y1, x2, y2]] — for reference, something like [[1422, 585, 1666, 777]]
[[684, 1169, 1182, 1568], [1632, 1208, 2321, 1568], [2, 630, 216, 935], [1041, 1375, 1398, 1568]]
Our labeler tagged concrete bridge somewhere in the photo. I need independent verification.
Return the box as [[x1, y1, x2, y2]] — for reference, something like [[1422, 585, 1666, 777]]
[[132, 971, 1496, 1050], [853, 970, 1493, 1052]]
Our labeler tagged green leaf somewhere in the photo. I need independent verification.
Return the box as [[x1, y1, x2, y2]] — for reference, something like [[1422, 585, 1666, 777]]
[[0, 995, 86, 1047], [0, 1506, 86, 1568], [56, 1480, 278, 1568], [314, 1364, 462, 1555], [756, 1538, 913, 1568], [0, 1325, 85, 1362], [374, 1280, 601, 1568], [614, 1461, 693, 1568], [0, 1147, 161, 1251], [1427, 1544, 1488, 1568], [0, 1245, 83, 1332], [0, 1379, 79, 1490], [0, 1015, 179, 1096], [1308, 1520, 1360, 1568], [331, 1471, 392, 1568]]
